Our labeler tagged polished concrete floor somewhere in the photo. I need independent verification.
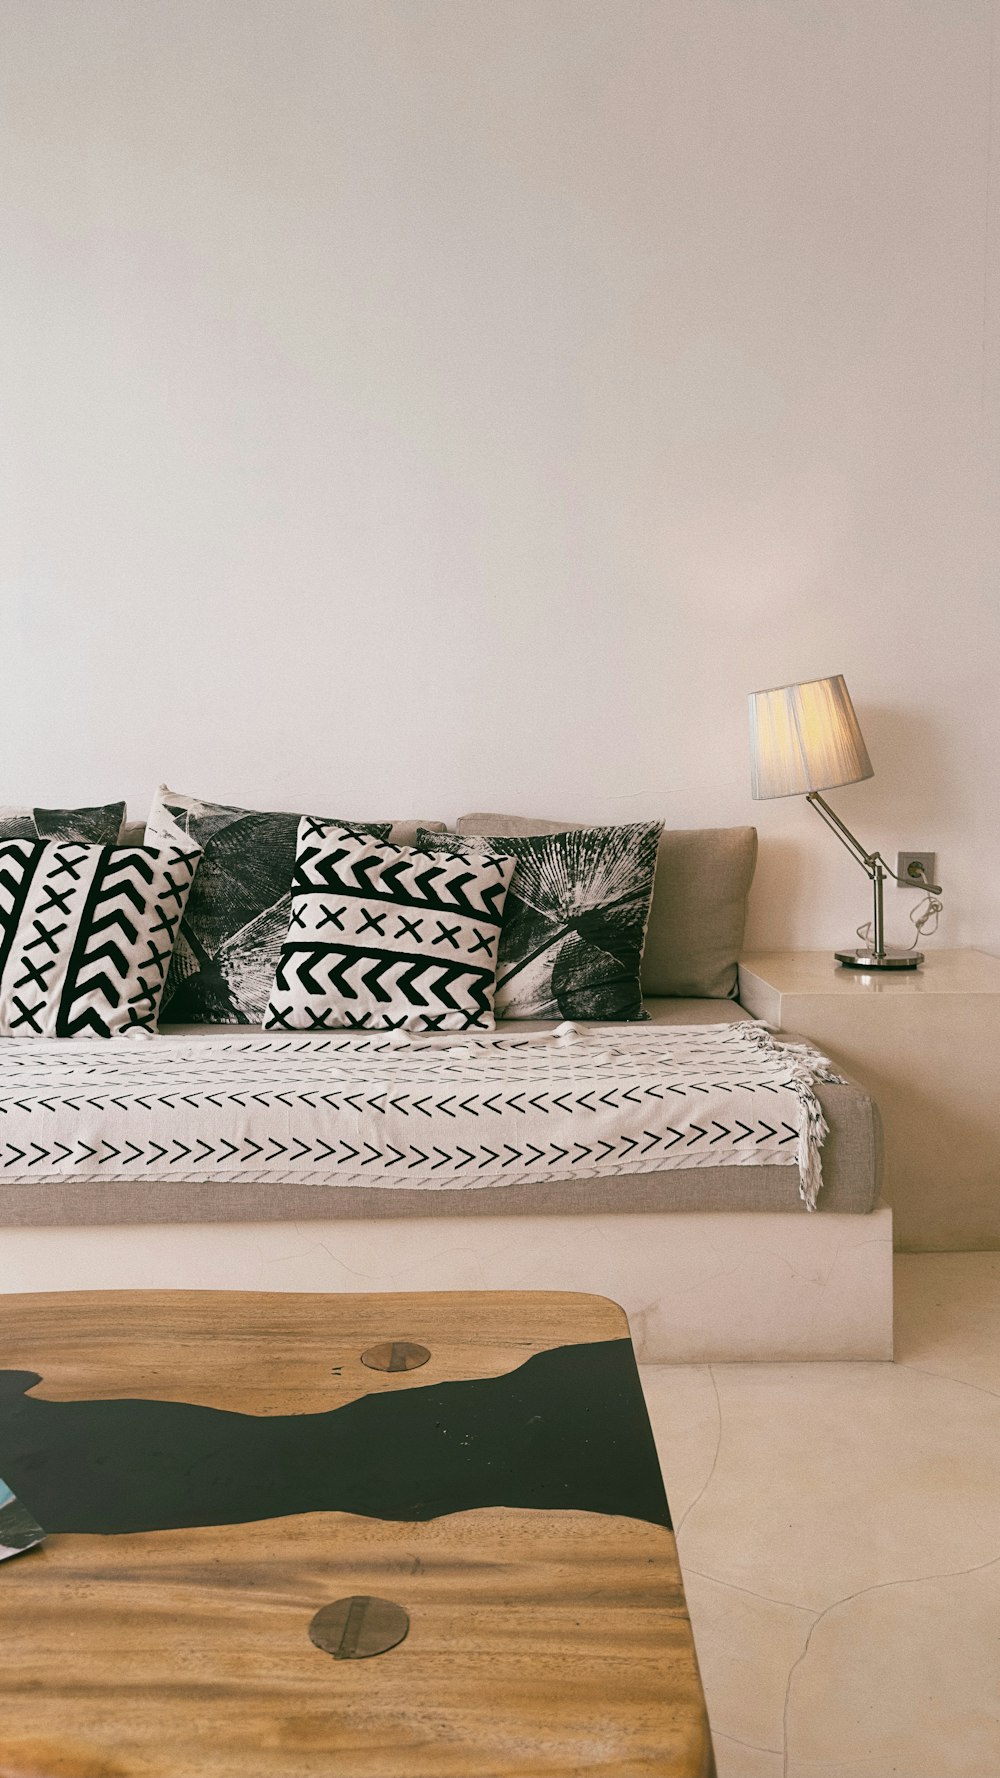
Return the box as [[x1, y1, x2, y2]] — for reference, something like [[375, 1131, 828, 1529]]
[[640, 1253, 1000, 1778]]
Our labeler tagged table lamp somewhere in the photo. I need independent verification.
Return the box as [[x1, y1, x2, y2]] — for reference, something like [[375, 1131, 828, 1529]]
[[748, 673, 941, 969]]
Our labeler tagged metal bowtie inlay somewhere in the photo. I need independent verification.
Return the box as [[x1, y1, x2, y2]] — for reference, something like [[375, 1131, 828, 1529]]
[[360, 1340, 431, 1373], [309, 1596, 410, 1660]]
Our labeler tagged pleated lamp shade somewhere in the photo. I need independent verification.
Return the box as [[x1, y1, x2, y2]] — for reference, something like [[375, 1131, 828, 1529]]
[[748, 675, 874, 800]]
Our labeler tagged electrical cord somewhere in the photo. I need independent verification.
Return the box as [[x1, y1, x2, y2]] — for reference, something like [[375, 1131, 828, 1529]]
[[856, 861, 943, 952]]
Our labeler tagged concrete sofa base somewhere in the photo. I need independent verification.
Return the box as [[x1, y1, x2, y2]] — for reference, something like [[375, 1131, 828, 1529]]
[[0, 1201, 893, 1361]]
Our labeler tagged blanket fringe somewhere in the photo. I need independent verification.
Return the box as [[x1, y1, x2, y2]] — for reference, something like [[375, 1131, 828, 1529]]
[[734, 1021, 837, 1209]]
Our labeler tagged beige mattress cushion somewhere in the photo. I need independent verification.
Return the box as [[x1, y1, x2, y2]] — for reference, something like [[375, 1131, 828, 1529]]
[[0, 1001, 880, 1223], [455, 813, 757, 1000]]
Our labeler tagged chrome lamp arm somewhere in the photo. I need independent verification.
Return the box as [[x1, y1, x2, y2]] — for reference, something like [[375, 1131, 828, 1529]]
[[806, 791, 877, 875]]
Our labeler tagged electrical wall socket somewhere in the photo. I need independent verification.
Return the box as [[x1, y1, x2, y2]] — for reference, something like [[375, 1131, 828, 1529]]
[[896, 852, 937, 888]]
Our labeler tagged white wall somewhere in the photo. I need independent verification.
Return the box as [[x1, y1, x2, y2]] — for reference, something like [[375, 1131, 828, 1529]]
[[2, 0, 997, 955]]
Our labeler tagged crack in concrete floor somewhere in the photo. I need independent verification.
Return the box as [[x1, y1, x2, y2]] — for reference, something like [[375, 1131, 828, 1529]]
[[779, 1553, 1000, 1778], [674, 1366, 722, 1533]]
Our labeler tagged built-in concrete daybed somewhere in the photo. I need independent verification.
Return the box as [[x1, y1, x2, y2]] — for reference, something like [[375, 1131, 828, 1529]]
[[0, 814, 892, 1361], [0, 998, 890, 1361]]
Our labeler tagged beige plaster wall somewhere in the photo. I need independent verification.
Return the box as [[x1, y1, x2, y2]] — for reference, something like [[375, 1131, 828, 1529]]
[[2, 1, 997, 955]]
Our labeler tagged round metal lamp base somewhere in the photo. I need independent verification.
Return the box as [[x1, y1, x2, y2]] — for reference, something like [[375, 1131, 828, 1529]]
[[835, 947, 923, 970]]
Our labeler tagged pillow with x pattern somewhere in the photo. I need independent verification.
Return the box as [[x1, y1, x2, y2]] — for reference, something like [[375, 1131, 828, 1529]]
[[0, 838, 202, 1036], [263, 821, 516, 1032]]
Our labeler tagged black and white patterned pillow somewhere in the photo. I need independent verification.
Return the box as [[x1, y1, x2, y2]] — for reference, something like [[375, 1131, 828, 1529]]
[[263, 822, 515, 1032], [0, 803, 125, 845], [418, 823, 663, 1021], [145, 785, 394, 1025], [0, 838, 202, 1036]]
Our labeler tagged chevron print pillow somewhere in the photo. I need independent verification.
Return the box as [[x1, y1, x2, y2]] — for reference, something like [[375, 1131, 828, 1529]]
[[263, 822, 516, 1032], [419, 823, 663, 1021], [0, 838, 202, 1037]]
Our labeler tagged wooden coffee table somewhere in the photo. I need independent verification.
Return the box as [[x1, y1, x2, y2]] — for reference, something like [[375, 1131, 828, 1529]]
[[0, 1290, 714, 1776]]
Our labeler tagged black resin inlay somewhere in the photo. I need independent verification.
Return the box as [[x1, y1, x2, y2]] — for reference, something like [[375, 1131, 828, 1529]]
[[0, 1339, 670, 1535]]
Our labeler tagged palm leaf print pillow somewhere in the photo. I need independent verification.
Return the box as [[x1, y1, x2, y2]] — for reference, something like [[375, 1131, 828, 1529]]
[[418, 823, 662, 1020]]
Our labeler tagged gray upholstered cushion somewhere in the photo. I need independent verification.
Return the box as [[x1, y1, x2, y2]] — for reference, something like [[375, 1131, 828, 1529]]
[[0, 1000, 881, 1221], [455, 814, 757, 1000]]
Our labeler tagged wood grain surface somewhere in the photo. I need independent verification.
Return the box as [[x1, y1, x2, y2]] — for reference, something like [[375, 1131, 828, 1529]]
[[0, 1291, 714, 1778], [0, 1289, 628, 1411]]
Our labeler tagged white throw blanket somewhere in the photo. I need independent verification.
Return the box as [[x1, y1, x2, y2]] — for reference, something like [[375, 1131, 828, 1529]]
[[0, 1021, 837, 1209]]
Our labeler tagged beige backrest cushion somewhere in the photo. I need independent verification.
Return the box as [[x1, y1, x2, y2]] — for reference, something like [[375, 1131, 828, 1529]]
[[455, 814, 757, 1000], [387, 819, 446, 846]]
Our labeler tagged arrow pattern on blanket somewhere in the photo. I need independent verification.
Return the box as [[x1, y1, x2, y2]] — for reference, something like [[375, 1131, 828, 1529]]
[[1, 1122, 801, 1172], [0, 1023, 833, 1206]]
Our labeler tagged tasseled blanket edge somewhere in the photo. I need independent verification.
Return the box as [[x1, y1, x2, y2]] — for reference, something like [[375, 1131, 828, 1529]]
[[734, 1021, 841, 1210]]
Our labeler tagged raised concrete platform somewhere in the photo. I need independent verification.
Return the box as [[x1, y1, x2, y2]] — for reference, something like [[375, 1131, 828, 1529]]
[[740, 949, 1000, 1251], [0, 1202, 893, 1361]]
